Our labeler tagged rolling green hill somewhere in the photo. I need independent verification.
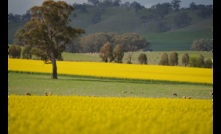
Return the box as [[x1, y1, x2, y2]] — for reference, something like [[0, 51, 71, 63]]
[[145, 19, 213, 51], [8, 6, 213, 51], [8, 20, 28, 44]]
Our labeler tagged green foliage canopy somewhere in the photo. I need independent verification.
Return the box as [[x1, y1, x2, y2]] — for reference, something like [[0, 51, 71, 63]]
[[14, 0, 85, 79], [159, 53, 169, 65], [191, 39, 213, 51], [113, 44, 124, 63], [138, 53, 147, 64], [99, 42, 114, 62], [182, 53, 189, 66], [169, 52, 178, 66]]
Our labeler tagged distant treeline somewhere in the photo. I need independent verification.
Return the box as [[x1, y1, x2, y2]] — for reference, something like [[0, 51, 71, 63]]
[[8, 0, 213, 26], [9, 44, 213, 68], [65, 32, 151, 53]]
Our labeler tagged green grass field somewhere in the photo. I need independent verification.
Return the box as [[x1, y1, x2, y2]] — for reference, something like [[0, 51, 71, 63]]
[[8, 72, 213, 99]]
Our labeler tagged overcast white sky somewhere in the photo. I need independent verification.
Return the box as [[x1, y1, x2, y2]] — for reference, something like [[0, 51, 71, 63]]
[[8, 0, 213, 15]]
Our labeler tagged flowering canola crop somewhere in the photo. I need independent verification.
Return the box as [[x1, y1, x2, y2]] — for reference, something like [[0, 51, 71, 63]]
[[8, 95, 212, 134], [8, 59, 212, 84]]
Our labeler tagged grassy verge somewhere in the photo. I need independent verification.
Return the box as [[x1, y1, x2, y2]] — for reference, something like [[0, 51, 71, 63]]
[[8, 72, 213, 99], [8, 70, 212, 86]]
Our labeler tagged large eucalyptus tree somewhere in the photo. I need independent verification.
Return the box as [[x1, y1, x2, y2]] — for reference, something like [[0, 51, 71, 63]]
[[15, 0, 85, 79]]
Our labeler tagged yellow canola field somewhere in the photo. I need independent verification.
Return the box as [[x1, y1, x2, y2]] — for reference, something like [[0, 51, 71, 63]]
[[8, 59, 213, 84], [8, 95, 213, 134]]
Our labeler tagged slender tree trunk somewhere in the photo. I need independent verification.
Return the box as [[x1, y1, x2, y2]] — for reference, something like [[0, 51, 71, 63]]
[[50, 51, 58, 79], [128, 52, 133, 63]]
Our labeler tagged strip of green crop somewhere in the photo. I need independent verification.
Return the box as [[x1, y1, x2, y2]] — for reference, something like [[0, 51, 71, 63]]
[[8, 71, 212, 86]]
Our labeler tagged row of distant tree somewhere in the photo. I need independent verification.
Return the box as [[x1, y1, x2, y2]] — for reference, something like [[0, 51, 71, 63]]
[[11, 31, 212, 62], [8, 12, 31, 22], [98, 42, 147, 64], [8, 44, 212, 68], [97, 42, 212, 68], [158, 52, 212, 68], [78, 0, 212, 13]]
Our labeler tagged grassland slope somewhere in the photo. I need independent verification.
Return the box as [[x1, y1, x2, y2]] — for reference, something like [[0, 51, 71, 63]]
[[8, 6, 213, 51]]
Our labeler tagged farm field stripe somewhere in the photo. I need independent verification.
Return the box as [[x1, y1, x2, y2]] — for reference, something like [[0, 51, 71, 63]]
[[8, 95, 213, 134], [8, 59, 213, 84]]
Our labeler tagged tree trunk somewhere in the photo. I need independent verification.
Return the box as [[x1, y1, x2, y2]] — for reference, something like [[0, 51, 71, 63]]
[[128, 52, 133, 63], [50, 51, 58, 79]]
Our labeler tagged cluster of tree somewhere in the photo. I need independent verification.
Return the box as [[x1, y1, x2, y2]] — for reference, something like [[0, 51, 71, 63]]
[[8, 45, 51, 63], [159, 52, 212, 68], [98, 42, 148, 64], [8, 45, 48, 62], [142, 3, 212, 31], [81, 0, 212, 30], [86, 0, 146, 10], [159, 52, 179, 66], [99, 42, 124, 63], [88, 0, 122, 7], [189, 55, 213, 68], [189, 3, 213, 18], [85, 0, 185, 12], [73, 1, 145, 24], [66, 32, 151, 53], [191, 38, 213, 51]]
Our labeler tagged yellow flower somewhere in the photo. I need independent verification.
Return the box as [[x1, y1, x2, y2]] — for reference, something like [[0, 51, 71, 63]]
[[8, 58, 212, 84]]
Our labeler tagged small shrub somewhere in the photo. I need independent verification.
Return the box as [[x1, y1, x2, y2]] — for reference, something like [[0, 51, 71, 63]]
[[9, 45, 21, 58], [138, 53, 147, 64], [113, 44, 124, 63], [99, 42, 114, 62], [182, 53, 189, 66], [189, 55, 205, 68], [204, 59, 213, 68], [159, 53, 169, 65], [169, 52, 178, 66]]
